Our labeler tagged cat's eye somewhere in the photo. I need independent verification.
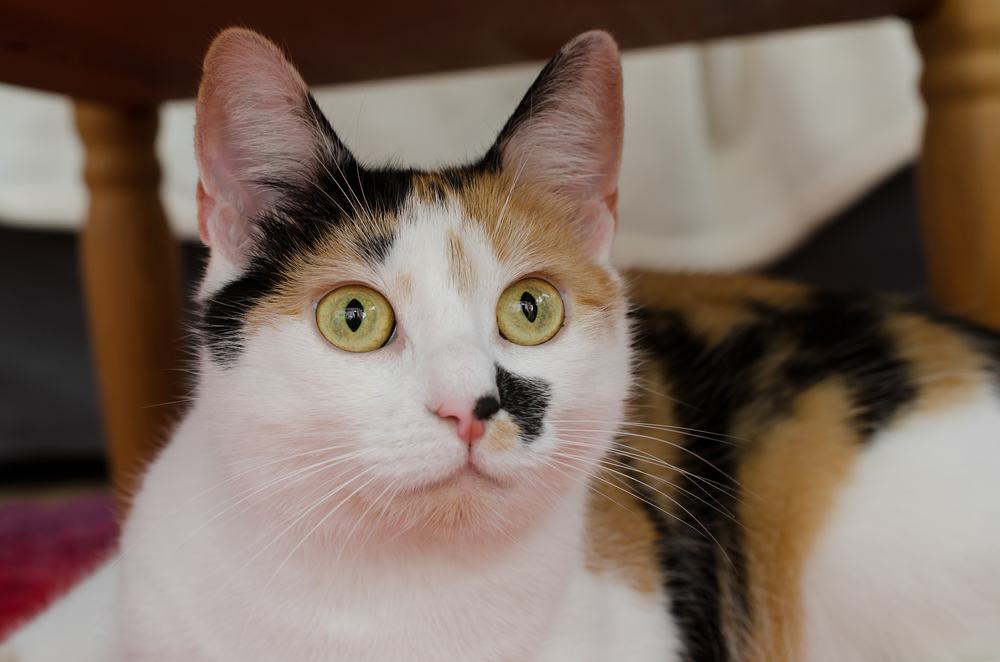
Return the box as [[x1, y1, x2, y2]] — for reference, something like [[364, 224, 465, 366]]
[[316, 285, 396, 353], [496, 278, 564, 346]]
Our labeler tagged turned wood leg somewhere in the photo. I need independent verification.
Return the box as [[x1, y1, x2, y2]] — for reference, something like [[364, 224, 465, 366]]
[[914, 0, 1000, 328], [74, 102, 184, 509]]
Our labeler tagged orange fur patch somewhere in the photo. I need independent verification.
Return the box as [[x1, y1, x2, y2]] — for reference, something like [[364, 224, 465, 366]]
[[585, 466, 662, 596], [620, 364, 686, 507], [457, 172, 624, 327], [411, 174, 450, 206], [447, 230, 475, 295], [736, 379, 860, 662], [626, 270, 807, 345], [887, 312, 989, 411], [584, 364, 681, 597], [481, 417, 519, 453]]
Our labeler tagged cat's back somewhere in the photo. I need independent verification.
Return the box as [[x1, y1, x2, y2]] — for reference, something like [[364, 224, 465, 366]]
[[583, 270, 1000, 661]]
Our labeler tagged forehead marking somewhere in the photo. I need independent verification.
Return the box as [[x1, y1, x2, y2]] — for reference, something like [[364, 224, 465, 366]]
[[447, 230, 476, 295], [412, 174, 450, 206], [393, 272, 415, 299]]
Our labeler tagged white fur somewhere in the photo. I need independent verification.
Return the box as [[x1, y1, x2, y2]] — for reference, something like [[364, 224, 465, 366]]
[[0, 563, 115, 662], [802, 386, 1000, 662], [4, 197, 641, 661], [538, 570, 681, 661]]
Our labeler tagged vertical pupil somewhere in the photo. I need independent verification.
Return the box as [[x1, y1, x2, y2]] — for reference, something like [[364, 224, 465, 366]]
[[344, 298, 365, 332], [520, 291, 538, 323]]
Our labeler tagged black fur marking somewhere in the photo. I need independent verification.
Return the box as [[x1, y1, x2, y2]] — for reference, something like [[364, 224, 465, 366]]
[[199, 95, 415, 365], [753, 292, 918, 437], [428, 181, 446, 204], [354, 230, 395, 264], [438, 167, 474, 191], [630, 290, 921, 660], [495, 364, 550, 442], [202, 265, 284, 365], [632, 309, 758, 662], [473, 395, 501, 421]]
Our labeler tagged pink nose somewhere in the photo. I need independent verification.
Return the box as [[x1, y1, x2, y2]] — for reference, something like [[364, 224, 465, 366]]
[[435, 396, 500, 445], [435, 403, 486, 445]]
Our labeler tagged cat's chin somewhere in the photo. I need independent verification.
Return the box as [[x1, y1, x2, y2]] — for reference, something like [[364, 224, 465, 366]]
[[348, 466, 547, 551], [403, 461, 508, 497]]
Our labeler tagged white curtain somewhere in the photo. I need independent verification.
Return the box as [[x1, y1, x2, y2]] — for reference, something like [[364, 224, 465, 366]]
[[0, 18, 920, 271]]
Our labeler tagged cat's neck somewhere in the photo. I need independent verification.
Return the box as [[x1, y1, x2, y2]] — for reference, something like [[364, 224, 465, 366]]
[[307, 481, 590, 595], [310, 489, 588, 659]]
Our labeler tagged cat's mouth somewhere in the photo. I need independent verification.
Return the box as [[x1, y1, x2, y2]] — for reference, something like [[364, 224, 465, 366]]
[[405, 459, 507, 497]]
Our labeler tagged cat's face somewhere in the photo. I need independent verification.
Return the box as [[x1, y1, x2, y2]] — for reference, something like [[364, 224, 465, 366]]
[[191, 28, 628, 550]]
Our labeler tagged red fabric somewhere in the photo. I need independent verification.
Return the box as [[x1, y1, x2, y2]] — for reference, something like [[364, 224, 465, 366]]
[[0, 494, 117, 640]]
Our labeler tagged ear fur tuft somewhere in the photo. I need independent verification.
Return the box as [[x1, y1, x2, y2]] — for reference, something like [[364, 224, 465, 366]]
[[194, 27, 346, 266], [487, 31, 624, 260]]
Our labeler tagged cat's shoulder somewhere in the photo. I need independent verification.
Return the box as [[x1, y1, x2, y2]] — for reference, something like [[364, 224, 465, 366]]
[[625, 269, 1000, 415]]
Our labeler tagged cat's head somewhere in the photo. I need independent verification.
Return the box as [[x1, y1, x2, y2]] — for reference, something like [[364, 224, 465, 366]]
[[192, 28, 630, 552]]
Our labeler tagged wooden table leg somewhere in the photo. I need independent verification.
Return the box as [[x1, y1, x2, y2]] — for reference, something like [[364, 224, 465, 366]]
[[73, 102, 184, 509], [914, 0, 1000, 328]]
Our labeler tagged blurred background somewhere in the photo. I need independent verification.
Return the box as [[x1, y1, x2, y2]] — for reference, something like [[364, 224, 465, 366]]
[[0, 18, 924, 485]]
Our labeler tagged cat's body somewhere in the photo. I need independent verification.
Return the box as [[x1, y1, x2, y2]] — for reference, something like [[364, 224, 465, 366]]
[[4, 28, 1000, 662], [620, 274, 1000, 661]]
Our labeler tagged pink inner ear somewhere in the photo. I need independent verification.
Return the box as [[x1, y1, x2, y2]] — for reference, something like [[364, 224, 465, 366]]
[[197, 181, 211, 245], [499, 31, 624, 260], [194, 28, 323, 260]]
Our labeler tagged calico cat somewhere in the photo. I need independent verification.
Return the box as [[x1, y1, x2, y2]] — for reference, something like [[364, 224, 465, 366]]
[[4, 27, 1000, 662]]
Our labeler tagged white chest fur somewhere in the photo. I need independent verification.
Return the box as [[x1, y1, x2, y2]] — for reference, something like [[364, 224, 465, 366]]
[[111, 413, 675, 662]]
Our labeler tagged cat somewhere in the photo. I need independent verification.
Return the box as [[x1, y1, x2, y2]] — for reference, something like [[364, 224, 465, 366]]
[[4, 26, 1000, 662]]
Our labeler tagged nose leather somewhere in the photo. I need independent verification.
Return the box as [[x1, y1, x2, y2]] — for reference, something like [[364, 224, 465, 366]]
[[436, 395, 500, 445]]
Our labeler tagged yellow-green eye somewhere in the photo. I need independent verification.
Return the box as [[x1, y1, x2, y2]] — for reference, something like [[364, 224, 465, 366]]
[[316, 285, 396, 352], [497, 278, 564, 346]]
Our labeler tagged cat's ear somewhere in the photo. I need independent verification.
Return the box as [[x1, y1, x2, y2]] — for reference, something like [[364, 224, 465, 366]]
[[195, 27, 348, 268], [489, 31, 624, 261]]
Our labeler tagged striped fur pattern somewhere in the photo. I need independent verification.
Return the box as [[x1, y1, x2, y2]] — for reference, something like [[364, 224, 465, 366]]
[[5, 27, 1000, 662]]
